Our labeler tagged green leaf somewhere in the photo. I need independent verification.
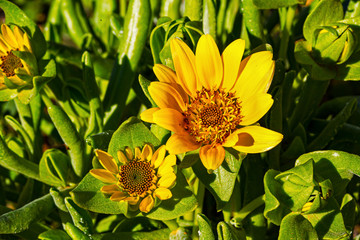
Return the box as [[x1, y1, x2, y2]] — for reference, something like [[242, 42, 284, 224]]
[[139, 74, 157, 107], [295, 150, 360, 198], [71, 173, 128, 215], [39, 149, 71, 187], [145, 170, 198, 220], [0, 193, 55, 234], [107, 117, 161, 161], [192, 149, 244, 210], [340, 194, 357, 231], [217, 222, 245, 240], [65, 197, 93, 235], [86, 131, 114, 151], [198, 213, 215, 240], [91, 229, 171, 240], [38, 229, 71, 240], [253, 0, 305, 9], [303, 0, 343, 43], [64, 222, 91, 240], [303, 197, 349, 239], [0, 0, 46, 58], [278, 213, 318, 240], [0, 88, 17, 101]]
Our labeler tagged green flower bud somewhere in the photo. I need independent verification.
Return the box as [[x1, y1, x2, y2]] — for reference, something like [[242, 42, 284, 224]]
[[312, 25, 357, 65]]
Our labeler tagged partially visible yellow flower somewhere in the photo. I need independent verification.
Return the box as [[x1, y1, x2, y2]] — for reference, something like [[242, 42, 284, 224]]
[[90, 144, 176, 213], [0, 24, 33, 90], [141, 34, 283, 171]]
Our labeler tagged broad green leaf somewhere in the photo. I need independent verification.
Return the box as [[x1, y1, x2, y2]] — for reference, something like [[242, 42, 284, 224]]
[[217, 222, 245, 240], [0, 0, 46, 58], [278, 213, 318, 240], [295, 150, 360, 198], [145, 170, 198, 220], [192, 149, 244, 210], [197, 213, 215, 240], [38, 229, 71, 240], [253, 0, 306, 9], [340, 193, 357, 231], [303, 197, 349, 239], [107, 117, 161, 161], [303, 0, 343, 43], [71, 173, 128, 215], [0, 193, 55, 234], [86, 131, 114, 151]]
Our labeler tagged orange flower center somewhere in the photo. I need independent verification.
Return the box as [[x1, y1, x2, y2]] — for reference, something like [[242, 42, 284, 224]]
[[0, 50, 23, 77], [184, 88, 243, 145], [118, 160, 154, 195]]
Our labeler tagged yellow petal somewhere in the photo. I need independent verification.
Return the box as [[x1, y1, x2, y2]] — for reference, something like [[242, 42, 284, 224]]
[[139, 195, 154, 213], [134, 147, 141, 159], [123, 196, 140, 205], [170, 38, 199, 95], [0, 37, 10, 52], [22, 33, 32, 52], [157, 172, 176, 188], [101, 184, 120, 194], [95, 149, 118, 174], [117, 150, 128, 165], [221, 39, 246, 90], [240, 94, 274, 126], [90, 169, 117, 183], [199, 144, 225, 171], [153, 108, 187, 135], [231, 51, 275, 101], [149, 82, 186, 112], [154, 188, 172, 200], [230, 126, 283, 153], [151, 145, 166, 168], [125, 146, 133, 160], [1, 24, 18, 48], [166, 133, 200, 155], [110, 191, 128, 201], [196, 34, 223, 90], [12, 26, 24, 47], [153, 64, 188, 103], [157, 155, 176, 176], [140, 107, 160, 123], [141, 144, 153, 162]]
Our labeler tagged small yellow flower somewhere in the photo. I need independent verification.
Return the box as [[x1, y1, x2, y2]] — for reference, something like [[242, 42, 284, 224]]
[[0, 24, 33, 90], [90, 144, 176, 213], [141, 34, 283, 171]]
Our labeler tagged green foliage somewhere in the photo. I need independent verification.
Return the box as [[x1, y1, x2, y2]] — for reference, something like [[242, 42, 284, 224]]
[[1, 0, 360, 239]]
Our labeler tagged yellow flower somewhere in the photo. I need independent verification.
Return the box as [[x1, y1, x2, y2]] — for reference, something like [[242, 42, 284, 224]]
[[90, 144, 176, 213], [141, 34, 283, 171], [0, 24, 33, 90]]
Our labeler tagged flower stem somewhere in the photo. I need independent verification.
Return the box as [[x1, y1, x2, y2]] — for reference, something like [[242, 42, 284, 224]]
[[231, 195, 265, 224], [163, 219, 179, 231], [192, 178, 205, 239]]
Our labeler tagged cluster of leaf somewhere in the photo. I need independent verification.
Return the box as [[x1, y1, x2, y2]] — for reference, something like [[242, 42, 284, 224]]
[[1, 0, 360, 239]]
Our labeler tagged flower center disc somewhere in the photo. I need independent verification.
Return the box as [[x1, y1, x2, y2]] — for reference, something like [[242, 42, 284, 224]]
[[0, 50, 23, 77], [119, 160, 154, 195], [184, 88, 243, 145]]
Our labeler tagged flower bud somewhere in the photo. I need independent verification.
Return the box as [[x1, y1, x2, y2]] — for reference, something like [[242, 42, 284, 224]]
[[312, 25, 357, 64]]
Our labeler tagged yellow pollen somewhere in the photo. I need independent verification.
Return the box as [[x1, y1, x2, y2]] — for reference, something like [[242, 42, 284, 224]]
[[118, 160, 154, 195], [0, 50, 23, 77], [184, 88, 243, 145]]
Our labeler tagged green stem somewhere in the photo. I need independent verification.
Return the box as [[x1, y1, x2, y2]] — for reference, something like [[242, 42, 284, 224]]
[[163, 219, 179, 231], [232, 195, 265, 223], [192, 178, 205, 239], [278, 5, 296, 62]]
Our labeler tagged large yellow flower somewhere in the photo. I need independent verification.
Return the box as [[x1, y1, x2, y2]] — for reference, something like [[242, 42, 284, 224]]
[[141, 34, 283, 171], [90, 144, 176, 213], [0, 24, 33, 90]]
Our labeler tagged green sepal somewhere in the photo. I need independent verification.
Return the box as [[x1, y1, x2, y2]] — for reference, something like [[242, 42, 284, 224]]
[[13, 50, 38, 76]]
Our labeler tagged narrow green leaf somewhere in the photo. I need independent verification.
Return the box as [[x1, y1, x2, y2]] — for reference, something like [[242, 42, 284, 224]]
[[65, 197, 93, 235], [0, 193, 55, 234], [197, 213, 215, 240], [39, 229, 71, 240], [253, 0, 306, 9]]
